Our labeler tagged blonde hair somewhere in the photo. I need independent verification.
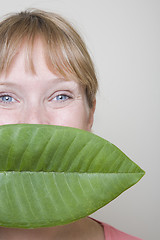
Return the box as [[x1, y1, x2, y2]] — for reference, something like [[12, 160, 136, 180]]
[[0, 9, 98, 107]]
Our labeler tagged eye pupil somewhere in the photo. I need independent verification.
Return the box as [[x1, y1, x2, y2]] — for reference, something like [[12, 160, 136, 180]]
[[56, 95, 68, 101], [2, 96, 12, 102]]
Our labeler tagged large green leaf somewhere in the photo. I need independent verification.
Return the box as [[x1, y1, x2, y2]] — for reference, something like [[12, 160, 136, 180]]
[[0, 124, 145, 228]]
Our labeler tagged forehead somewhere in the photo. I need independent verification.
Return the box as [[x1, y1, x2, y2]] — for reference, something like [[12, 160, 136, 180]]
[[9, 38, 51, 74], [0, 39, 83, 94], [19, 38, 50, 74], [2, 38, 66, 82]]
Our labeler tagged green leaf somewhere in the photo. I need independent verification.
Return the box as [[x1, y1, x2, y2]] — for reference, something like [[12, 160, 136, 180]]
[[0, 124, 145, 228]]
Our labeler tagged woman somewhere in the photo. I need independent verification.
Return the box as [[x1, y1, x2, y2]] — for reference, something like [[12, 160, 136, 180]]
[[0, 9, 142, 239]]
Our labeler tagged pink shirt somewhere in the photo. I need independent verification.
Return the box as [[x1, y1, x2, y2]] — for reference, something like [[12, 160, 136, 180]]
[[90, 218, 142, 240], [100, 221, 142, 240]]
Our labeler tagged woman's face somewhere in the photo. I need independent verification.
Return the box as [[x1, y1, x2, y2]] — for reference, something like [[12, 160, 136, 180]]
[[0, 39, 95, 131]]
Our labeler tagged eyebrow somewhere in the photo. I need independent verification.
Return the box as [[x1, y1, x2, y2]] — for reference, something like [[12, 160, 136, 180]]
[[0, 75, 67, 82], [0, 78, 76, 89], [0, 78, 64, 85], [0, 82, 20, 87]]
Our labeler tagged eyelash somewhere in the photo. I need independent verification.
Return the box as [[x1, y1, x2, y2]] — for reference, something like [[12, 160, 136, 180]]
[[0, 94, 16, 104], [52, 94, 71, 101], [50, 92, 73, 103], [0, 92, 73, 105]]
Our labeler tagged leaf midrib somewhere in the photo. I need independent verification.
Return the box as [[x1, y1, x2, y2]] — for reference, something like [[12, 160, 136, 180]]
[[0, 171, 145, 174]]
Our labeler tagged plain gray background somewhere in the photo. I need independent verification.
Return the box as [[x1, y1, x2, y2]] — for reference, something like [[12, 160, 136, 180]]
[[0, 0, 159, 239]]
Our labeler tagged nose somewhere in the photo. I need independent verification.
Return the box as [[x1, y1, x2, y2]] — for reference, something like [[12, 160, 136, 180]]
[[18, 106, 50, 125]]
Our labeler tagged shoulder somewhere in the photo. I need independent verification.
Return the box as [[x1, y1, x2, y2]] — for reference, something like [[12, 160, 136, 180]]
[[90, 218, 142, 240]]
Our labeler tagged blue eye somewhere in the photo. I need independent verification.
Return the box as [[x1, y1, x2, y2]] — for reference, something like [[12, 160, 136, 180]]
[[53, 95, 69, 101], [0, 95, 14, 103]]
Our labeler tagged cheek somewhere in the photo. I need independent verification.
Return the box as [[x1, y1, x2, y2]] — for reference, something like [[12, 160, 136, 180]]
[[48, 105, 90, 130], [0, 110, 17, 125]]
